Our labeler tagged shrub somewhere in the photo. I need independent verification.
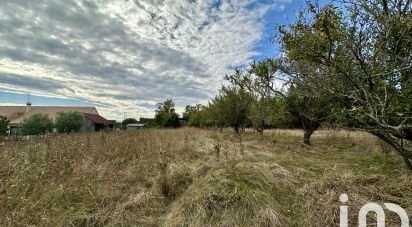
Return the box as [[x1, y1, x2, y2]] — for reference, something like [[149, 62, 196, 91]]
[[55, 111, 85, 133], [0, 116, 9, 136], [20, 113, 53, 135]]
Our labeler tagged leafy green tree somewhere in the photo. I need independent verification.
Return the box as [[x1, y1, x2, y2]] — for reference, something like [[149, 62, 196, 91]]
[[55, 111, 85, 133], [207, 95, 228, 131], [0, 116, 10, 136], [187, 109, 216, 128], [284, 84, 337, 145], [225, 58, 332, 143], [278, 1, 412, 169], [155, 99, 180, 128], [183, 104, 204, 120], [226, 60, 286, 135], [20, 114, 53, 135], [122, 118, 138, 129], [183, 105, 209, 127], [208, 86, 252, 134]]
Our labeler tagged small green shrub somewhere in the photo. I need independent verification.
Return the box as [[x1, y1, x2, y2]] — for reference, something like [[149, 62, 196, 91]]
[[20, 113, 53, 135], [55, 111, 85, 133]]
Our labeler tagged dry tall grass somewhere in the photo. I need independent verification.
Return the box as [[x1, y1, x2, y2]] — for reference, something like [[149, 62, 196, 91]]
[[0, 128, 410, 226]]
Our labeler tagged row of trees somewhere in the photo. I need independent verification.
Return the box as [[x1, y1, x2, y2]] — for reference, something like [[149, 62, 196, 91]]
[[183, 0, 412, 170], [0, 111, 85, 136]]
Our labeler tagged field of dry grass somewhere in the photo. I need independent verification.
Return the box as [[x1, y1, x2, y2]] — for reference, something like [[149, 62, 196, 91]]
[[0, 128, 411, 226]]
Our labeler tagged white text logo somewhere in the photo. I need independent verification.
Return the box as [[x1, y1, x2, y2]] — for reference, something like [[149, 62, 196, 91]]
[[339, 194, 409, 227]]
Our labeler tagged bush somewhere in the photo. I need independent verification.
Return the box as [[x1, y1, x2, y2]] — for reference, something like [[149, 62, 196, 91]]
[[20, 114, 54, 135], [0, 116, 9, 136], [55, 111, 85, 133]]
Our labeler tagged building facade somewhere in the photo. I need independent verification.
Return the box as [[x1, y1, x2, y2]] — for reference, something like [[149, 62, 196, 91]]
[[0, 105, 114, 135]]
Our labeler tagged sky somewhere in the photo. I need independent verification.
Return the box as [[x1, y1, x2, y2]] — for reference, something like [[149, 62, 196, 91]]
[[0, 0, 305, 120]]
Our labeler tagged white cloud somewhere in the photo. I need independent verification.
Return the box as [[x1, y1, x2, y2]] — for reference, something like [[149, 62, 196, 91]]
[[0, 0, 291, 120]]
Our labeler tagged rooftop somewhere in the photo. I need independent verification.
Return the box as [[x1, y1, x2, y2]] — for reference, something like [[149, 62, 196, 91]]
[[0, 106, 99, 125]]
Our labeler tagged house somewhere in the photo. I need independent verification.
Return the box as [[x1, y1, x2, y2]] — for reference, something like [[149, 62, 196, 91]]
[[0, 104, 114, 135], [83, 113, 115, 132]]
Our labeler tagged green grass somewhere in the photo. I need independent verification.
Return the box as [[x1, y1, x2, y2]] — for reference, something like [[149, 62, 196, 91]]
[[0, 128, 410, 226]]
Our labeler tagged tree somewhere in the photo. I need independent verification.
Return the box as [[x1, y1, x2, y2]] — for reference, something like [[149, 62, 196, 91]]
[[0, 116, 9, 136], [284, 84, 336, 145], [278, 1, 412, 169], [183, 104, 209, 127], [154, 99, 180, 128], [226, 58, 333, 143], [208, 86, 252, 134], [122, 118, 138, 129], [183, 104, 204, 120], [20, 114, 53, 135], [226, 60, 285, 135], [188, 110, 204, 127], [207, 95, 228, 131], [55, 111, 85, 133]]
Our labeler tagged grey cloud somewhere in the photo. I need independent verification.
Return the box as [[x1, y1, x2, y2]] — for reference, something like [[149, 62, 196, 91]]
[[0, 0, 290, 118], [0, 0, 210, 101], [0, 73, 64, 91]]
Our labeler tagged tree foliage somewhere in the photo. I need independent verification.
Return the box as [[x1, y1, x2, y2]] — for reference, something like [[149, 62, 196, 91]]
[[225, 61, 283, 135], [20, 114, 54, 136], [183, 104, 203, 120], [285, 84, 337, 144], [208, 86, 252, 133], [55, 111, 85, 133], [278, 0, 412, 168], [183, 105, 212, 127], [0, 116, 9, 136], [155, 99, 180, 128], [225, 58, 335, 143]]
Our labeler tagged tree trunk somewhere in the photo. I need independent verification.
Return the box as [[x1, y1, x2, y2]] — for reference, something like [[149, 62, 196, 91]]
[[303, 128, 314, 145], [234, 125, 240, 134], [259, 119, 265, 136], [372, 132, 412, 172], [257, 128, 264, 136], [403, 157, 412, 171], [301, 117, 318, 146]]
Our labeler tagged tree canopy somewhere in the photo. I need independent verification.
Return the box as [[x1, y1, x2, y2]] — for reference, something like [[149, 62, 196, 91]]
[[55, 111, 85, 133], [154, 99, 180, 128], [277, 0, 412, 168], [0, 116, 9, 136], [20, 114, 54, 136]]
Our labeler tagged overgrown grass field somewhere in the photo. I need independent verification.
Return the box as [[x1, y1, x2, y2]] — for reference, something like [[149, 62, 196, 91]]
[[0, 128, 410, 226]]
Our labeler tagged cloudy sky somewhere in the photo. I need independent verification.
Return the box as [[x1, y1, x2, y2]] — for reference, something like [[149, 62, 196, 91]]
[[0, 0, 304, 120]]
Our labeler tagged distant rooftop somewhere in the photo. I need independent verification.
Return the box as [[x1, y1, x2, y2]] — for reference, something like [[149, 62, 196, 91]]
[[0, 105, 99, 125]]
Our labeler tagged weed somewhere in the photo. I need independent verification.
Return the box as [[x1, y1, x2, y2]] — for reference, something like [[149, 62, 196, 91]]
[[0, 128, 410, 226]]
